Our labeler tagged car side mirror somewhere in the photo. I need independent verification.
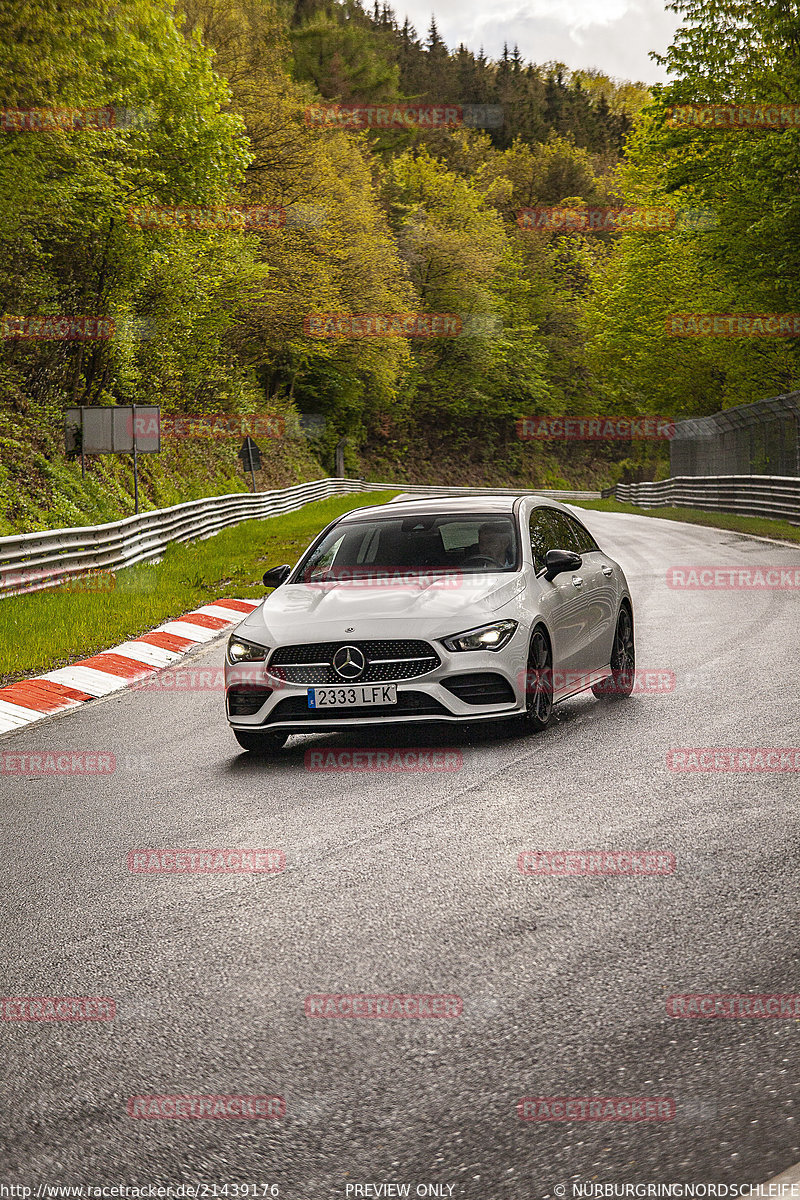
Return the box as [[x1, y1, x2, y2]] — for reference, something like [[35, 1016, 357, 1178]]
[[543, 548, 582, 581], [262, 564, 291, 589]]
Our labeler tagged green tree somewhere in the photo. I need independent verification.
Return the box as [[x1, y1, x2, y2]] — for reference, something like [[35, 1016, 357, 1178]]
[[585, 0, 800, 420]]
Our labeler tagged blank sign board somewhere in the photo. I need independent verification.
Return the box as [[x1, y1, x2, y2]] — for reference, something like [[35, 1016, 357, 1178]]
[[65, 407, 160, 453]]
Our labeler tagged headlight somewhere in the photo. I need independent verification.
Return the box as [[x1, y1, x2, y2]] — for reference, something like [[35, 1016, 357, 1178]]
[[227, 636, 268, 664], [440, 620, 518, 652]]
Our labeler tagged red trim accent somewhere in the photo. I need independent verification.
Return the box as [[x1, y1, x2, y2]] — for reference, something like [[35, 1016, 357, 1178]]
[[214, 599, 258, 613], [135, 631, 195, 652], [0, 678, 92, 711], [179, 612, 230, 631], [77, 653, 153, 680]]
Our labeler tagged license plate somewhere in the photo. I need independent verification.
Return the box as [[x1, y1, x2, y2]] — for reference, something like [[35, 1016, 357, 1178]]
[[308, 684, 398, 708]]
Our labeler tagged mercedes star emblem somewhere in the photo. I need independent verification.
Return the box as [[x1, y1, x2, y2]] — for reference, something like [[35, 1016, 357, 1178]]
[[332, 644, 366, 680]]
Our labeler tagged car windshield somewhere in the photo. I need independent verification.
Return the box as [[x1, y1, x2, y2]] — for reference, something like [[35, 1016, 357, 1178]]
[[295, 514, 519, 581]]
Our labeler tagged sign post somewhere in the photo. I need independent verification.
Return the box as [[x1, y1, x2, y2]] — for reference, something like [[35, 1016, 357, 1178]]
[[238, 436, 262, 492], [335, 436, 348, 478], [65, 406, 160, 513]]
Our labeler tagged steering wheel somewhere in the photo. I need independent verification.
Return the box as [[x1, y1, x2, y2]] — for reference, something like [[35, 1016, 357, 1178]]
[[462, 554, 501, 567]]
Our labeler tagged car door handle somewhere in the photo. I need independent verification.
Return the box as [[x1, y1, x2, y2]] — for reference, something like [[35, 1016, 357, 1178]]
[[602, 565, 613, 576], [572, 576, 583, 587]]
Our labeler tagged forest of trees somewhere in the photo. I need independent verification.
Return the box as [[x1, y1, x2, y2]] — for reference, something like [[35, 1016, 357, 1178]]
[[1, 0, 799, 528]]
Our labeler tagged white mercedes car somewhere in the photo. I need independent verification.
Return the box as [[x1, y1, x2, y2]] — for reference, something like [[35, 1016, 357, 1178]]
[[225, 494, 635, 752]]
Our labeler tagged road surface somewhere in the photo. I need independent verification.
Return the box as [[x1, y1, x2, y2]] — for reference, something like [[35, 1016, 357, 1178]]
[[2, 507, 799, 1194]]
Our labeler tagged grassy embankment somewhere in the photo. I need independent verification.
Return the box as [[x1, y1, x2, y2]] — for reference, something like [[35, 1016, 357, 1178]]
[[0, 404, 324, 535], [0, 491, 397, 685]]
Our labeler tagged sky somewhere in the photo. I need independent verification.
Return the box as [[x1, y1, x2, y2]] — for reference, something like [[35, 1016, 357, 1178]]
[[395, 0, 679, 84]]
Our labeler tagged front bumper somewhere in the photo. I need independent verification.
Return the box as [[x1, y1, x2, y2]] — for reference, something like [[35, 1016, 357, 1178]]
[[226, 646, 528, 733]]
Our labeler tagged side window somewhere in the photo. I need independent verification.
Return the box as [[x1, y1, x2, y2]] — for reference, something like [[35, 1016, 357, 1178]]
[[564, 513, 600, 554], [547, 511, 582, 554], [528, 508, 552, 572]]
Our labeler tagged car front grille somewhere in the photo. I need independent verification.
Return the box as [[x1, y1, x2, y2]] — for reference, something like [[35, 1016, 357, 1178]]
[[267, 639, 440, 685], [263, 691, 448, 723]]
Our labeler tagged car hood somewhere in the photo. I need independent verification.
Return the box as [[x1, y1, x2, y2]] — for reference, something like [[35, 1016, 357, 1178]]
[[235, 572, 526, 645]]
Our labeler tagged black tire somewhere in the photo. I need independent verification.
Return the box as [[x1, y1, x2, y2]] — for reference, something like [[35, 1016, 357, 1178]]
[[592, 604, 635, 698], [516, 626, 554, 733], [233, 729, 288, 754]]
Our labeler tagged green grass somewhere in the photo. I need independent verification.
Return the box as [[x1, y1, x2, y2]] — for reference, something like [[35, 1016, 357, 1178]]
[[572, 498, 800, 544], [0, 490, 398, 685]]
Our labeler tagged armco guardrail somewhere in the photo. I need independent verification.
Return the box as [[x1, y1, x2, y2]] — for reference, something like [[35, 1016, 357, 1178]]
[[612, 475, 800, 524], [384, 485, 599, 501], [0, 479, 599, 599], [0, 478, 368, 599]]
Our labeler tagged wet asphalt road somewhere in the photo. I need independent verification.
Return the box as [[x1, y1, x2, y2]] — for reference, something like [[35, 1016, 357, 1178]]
[[1, 507, 799, 1195]]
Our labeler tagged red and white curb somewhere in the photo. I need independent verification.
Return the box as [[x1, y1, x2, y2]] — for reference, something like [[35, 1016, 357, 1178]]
[[0, 599, 259, 736]]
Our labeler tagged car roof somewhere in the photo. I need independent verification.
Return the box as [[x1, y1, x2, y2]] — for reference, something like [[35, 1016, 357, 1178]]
[[337, 492, 572, 522]]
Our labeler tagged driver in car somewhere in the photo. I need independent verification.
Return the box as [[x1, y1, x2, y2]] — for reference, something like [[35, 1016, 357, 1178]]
[[472, 521, 513, 567]]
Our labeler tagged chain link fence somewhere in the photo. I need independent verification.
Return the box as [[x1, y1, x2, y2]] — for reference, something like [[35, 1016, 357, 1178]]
[[670, 392, 800, 477]]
